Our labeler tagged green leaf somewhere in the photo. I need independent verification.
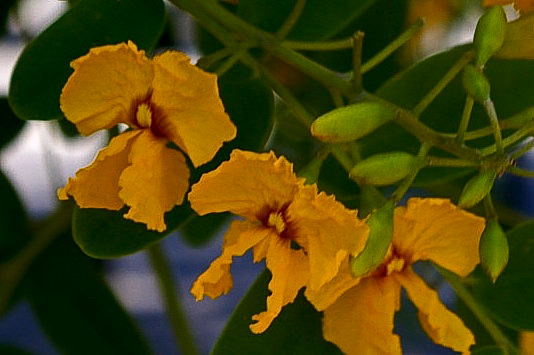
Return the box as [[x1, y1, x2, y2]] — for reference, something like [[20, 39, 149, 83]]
[[0, 169, 29, 263], [73, 202, 192, 259], [213, 270, 341, 354], [0, 98, 25, 151], [471, 219, 534, 330], [8, 0, 165, 121], [237, 0, 376, 40], [26, 234, 150, 354]]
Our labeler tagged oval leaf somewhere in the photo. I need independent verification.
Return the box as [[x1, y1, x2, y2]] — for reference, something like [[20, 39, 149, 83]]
[[8, 0, 165, 121]]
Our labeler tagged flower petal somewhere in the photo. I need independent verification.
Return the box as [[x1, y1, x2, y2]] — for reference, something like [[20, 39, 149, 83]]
[[393, 198, 485, 276], [250, 236, 310, 333], [304, 257, 360, 311], [395, 267, 475, 354], [58, 130, 141, 209], [188, 150, 300, 220], [322, 276, 402, 355], [191, 220, 271, 300], [60, 41, 153, 135], [151, 51, 236, 167], [288, 186, 369, 290], [118, 131, 189, 232]]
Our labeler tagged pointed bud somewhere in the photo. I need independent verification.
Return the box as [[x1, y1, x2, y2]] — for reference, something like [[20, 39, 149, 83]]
[[480, 219, 509, 282], [458, 170, 497, 209], [350, 200, 395, 278], [349, 152, 419, 186], [473, 6, 507, 66], [462, 64, 490, 103], [311, 102, 396, 143]]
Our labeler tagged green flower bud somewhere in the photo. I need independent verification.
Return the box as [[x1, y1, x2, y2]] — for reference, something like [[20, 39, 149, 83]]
[[311, 102, 397, 143], [458, 170, 497, 209], [349, 152, 419, 186], [462, 64, 490, 103], [473, 6, 507, 66], [350, 200, 395, 278], [479, 219, 509, 282]]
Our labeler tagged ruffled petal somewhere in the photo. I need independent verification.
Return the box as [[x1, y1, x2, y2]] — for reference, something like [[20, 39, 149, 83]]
[[288, 186, 369, 290], [304, 257, 360, 311], [395, 268, 475, 354], [393, 198, 485, 277], [118, 131, 189, 232], [191, 220, 271, 300], [60, 41, 153, 135], [188, 150, 300, 220], [151, 51, 236, 167], [58, 130, 141, 209], [322, 276, 402, 355], [250, 236, 310, 333]]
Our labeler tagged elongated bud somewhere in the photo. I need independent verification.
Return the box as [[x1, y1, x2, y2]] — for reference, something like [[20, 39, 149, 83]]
[[458, 170, 497, 208], [462, 64, 490, 103], [473, 6, 507, 66], [349, 152, 419, 186], [311, 102, 396, 143], [480, 219, 509, 282], [350, 200, 395, 278]]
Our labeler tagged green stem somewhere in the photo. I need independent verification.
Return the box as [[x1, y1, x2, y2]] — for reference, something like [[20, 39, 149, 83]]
[[276, 0, 307, 39], [506, 165, 534, 178], [484, 99, 504, 155], [510, 137, 534, 160], [361, 17, 425, 74], [427, 156, 479, 167], [394, 109, 482, 160], [480, 121, 534, 156], [391, 143, 430, 202], [351, 31, 365, 92], [412, 50, 473, 117], [283, 38, 354, 51], [456, 96, 475, 144], [215, 50, 245, 76], [196, 46, 235, 70], [172, 0, 354, 96], [148, 244, 198, 355], [435, 264, 518, 355]]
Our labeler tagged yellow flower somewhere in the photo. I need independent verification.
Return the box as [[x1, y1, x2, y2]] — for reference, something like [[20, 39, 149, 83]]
[[306, 198, 486, 355], [484, 0, 534, 14], [188, 149, 369, 333], [57, 41, 236, 232]]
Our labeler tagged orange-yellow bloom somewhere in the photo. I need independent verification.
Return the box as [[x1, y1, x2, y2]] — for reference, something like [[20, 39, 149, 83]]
[[188, 150, 369, 333], [484, 0, 534, 13], [58, 41, 236, 232], [306, 198, 486, 355]]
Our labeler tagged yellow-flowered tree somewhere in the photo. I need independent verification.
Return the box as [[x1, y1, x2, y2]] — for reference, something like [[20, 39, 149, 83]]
[[2, 0, 534, 354]]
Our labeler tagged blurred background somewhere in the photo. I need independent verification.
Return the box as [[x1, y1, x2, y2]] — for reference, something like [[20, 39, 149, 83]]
[[0, 1, 530, 354]]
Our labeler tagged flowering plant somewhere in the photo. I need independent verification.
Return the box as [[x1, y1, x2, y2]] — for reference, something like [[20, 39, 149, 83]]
[[2, 0, 534, 354]]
